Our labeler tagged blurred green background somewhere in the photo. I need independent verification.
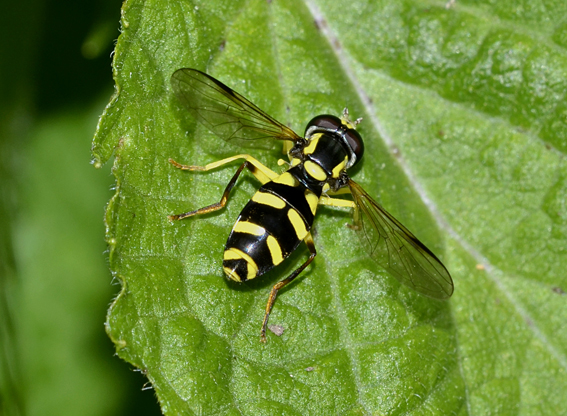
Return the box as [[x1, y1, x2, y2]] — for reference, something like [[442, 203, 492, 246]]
[[0, 0, 161, 414]]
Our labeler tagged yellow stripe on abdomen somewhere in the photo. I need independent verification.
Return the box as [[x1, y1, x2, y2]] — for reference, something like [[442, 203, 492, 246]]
[[272, 172, 299, 187], [233, 221, 266, 236], [304, 189, 319, 215], [287, 208, 308, 240], [266, 235, 284, 265], [223, 248, 259, 282], [251, 191, 286, 209]]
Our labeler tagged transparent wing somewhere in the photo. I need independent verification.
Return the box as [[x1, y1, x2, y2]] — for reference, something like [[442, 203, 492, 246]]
[[348, 179, 453, 299], [171, 68, 301, 144]]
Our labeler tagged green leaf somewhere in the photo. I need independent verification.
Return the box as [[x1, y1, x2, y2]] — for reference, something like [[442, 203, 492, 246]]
[[93, 0, 567, 414]]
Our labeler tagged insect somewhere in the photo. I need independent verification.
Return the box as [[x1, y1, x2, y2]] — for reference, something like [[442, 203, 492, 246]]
[[168, 68, 453, 342]]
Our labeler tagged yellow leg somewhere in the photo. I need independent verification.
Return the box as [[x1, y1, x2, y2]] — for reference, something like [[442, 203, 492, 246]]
[[260, 233, 317, 343], [168, 154, 278, 221], [318, 195, 356, 209], [318, 196, 359, 229], [327, 186, 352, 196], [169, 153, 278, 184], [282, 140, 294, 156]]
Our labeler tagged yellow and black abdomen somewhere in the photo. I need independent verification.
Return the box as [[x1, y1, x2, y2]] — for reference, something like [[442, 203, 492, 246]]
[[222, 171, 320, 282]]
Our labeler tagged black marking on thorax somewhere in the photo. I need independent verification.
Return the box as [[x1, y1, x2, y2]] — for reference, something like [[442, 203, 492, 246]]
[[304, 132, 349, 177]]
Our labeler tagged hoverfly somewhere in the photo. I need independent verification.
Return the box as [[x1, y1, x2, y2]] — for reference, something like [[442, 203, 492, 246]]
[[168, 68, 453, 342]]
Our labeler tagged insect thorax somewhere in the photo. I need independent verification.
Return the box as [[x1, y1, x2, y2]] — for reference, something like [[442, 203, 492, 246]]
[[289, 132, 351, 192]]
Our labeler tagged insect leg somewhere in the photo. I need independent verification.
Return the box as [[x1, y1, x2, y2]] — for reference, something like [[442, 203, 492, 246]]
[[282, 139, 293, 156], [168, 154, 279, 221], [318, 196, 361, 229], [326, 186, 352, 195], [169, 153, 278, 184], [260, 233, 317, 343], [169, 161, 250, 220], [318, 195, 356, 208]]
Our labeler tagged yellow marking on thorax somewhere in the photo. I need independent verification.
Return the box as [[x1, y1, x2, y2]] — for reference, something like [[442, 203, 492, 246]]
[[223, 248, 259, 281], [331, 156, 348, 178], [273, 171, 299, 187], [322, 183, 331, 193], [252, 191, 286, 209], [266, 235, 284, 265], [304, 189, 319, 215], [233, 221, 266, 236], [287, 208, 308, 240], [304, 133, 322, 154], [290, 157, 301, 167], [304, 160, 327, 181]]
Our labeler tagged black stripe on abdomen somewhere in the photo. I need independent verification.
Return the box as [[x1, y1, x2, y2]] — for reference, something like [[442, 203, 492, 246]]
[[261, 181, 316, 225]]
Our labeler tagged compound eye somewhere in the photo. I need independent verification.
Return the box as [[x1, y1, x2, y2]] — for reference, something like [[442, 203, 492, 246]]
[[305, 115, 342, 135], [344, 128, 364, 167]]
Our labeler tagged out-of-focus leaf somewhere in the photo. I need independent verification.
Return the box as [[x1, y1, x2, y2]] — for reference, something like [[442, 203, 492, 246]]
[[16, 104, 130, 416]]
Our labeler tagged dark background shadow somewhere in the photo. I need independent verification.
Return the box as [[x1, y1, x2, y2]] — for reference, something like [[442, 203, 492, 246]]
[[1, 0, 162, 415]]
